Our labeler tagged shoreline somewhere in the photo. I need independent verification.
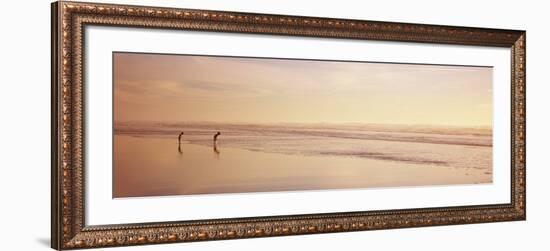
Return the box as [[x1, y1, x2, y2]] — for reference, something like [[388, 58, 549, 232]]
[[114, 135, 492, 198]]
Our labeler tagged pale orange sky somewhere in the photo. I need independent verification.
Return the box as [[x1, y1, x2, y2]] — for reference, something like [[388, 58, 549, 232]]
[[114, 52, 492, 126]]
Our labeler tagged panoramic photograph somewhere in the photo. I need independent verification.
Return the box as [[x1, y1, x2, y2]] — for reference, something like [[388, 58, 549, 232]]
[[113, 52, 493, 198]]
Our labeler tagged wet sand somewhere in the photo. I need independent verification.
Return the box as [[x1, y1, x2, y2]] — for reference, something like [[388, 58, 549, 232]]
[[114, 135, 491, 198]]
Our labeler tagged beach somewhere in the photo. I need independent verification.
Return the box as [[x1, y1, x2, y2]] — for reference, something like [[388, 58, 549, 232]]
[[114, 122, 492, 198]]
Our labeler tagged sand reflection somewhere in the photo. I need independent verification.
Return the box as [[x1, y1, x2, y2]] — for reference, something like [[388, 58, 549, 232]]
[[114, 134, 491, 198]]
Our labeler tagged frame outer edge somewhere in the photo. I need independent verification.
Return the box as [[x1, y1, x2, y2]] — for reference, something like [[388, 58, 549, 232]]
[[521, 32, 526, 220], [51, 1, 62, 250]]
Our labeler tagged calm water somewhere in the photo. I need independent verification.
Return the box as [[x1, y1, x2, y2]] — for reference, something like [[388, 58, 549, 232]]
[[114, 122, 492, 198]]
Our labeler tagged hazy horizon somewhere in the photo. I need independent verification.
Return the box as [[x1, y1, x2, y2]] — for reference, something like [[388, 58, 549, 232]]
[[114, 52, 493, 127], [114, 120, 493, 130]]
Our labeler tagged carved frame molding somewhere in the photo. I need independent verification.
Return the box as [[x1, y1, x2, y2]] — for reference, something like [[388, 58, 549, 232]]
[[51, 1, 526, 249]]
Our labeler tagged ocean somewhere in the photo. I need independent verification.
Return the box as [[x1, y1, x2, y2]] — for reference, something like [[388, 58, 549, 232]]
[[113, 122, 492, 197]]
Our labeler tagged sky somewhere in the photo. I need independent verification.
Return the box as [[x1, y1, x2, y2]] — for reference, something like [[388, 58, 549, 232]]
[[114, 52, 492, 127]]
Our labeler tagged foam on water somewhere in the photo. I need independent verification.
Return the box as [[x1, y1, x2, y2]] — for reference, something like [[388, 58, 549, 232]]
[[115, 121, 492, 171]]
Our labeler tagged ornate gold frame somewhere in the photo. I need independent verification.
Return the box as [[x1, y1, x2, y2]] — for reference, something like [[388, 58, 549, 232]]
[[51, 1, 526, 249]]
